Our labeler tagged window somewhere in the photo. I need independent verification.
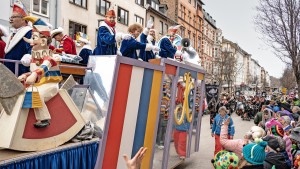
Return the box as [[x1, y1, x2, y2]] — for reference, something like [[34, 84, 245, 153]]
[[180, 27, 185, 37], [183, 6, 186, 19], [118, 7, 129, 25], [165, 24, 168, 34], [160, 21, 163, 34], [69, 0, 87, 9], [135, 15, 144, 25], [188, 11, 191, 23], [135, 0, 144, 6], [33, 0, 49, 16], [69, 21, 87, 40], [151, 1, 159, 10], [96, 0, 110, 16], [150, 15, 154, 22]]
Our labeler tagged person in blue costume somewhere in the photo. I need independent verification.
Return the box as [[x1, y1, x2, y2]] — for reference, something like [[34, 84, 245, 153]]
[[93, 6, 130, 55], [139, 20, 157, 62], [77, 34, 92, 65], [4, 1, 31, 75], [120, 24, 159, 60], [158, 25, 183, 59]]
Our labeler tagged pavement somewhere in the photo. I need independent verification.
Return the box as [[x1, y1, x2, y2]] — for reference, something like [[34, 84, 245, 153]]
[[175, 113, 255, 169]]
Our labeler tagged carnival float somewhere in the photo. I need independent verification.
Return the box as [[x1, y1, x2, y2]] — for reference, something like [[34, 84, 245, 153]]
[[0, 16, 206, 169]]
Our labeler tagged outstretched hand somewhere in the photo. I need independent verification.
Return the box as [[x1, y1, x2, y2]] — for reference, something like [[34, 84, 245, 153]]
[[123, 147, 147, 169]]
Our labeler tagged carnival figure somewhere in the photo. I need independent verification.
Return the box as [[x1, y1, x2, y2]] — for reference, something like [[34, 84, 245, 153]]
[[4, 1, 31, 75], [51, 27, 77, 55], [158, 25, 183, 59], [139, 20, 156, 62], [77, 33, 92, 65], [93, 6, 131, 55], [120, 23, 160, 59], [18, 16, 62, 128]]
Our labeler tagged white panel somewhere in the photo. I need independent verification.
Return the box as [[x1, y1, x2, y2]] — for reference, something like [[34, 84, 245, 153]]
[[116, 66, 144, 169]]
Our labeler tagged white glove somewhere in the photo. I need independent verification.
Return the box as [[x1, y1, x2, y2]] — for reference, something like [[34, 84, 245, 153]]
[[52, 54, 62, 61], [145, 43, 153, 51], [115, 32, 123, 42], [122, 34, 131, 40], [152, 46, 160, 52], [117, 50, 122, 56], [155, 55, 161, 59], [175, 50, 182, 57], [146, 19, 154, 29], [138, 58, 143, 61], [147, 35, 154, 42], [21, 54, 32, 66], [181, 52, 189, 61]]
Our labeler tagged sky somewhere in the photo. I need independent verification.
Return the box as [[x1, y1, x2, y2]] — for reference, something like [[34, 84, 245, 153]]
[[202, 0, 285, 78]]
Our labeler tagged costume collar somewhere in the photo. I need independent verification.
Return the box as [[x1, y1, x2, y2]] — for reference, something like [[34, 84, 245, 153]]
[[5, 26, 31, 53], [31, 49, 52, 59], [100, 21, 115, 35]]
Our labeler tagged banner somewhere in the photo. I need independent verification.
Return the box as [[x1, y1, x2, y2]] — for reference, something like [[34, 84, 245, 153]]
[[205, 84, 219, 108]]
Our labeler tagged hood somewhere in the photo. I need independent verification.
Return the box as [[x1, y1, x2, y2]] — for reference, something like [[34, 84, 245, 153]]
[[265, 152, 288, 167]]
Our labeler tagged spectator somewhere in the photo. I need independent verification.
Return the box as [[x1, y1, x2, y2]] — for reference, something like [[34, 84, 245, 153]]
[[263, 136, 290, 169], [212, 106, 235, 155]]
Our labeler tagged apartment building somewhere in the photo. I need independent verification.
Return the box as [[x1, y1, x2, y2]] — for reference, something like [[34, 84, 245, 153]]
[[145, 0, 177, 42]]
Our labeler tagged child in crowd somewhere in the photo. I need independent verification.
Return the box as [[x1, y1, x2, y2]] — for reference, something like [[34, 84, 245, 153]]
[[238, 139, 267, 169], [211, 106, 235, 155], [220, 118, 265, 158], [263, 135, 290, 169]]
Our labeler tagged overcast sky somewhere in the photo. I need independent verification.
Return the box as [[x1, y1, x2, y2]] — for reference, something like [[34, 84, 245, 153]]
[[202, 0, 285, 78]]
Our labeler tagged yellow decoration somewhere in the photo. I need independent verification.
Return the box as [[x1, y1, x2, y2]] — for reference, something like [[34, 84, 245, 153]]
[[174, 72, 194, 125]]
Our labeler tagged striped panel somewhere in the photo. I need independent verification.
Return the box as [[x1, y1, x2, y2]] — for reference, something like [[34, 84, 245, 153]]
[[141, 70, 163, 169], [116, 66, 144, 169], [131, 68, 154, 158], [102, 64, 133, 169]]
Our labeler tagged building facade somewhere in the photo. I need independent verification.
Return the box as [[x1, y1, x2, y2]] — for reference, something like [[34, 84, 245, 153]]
[[145, 0, 177, 42]]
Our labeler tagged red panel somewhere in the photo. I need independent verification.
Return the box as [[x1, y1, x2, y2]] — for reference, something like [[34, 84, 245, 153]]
[[22, 94, 77, 139], [102, 64, 133, 169], [165, 64, 176, 75], [102, 64, 132, 169]]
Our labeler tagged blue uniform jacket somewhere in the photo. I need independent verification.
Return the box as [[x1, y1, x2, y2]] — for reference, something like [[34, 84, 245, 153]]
[[158, 37, 176, 59], [79, 48, 92, 65], [139, 33, 155, 62], [4, 30, 32, 75], [93, 23, 117, 55], [212, 114, 235, 136], [120, 37, 146, 59]]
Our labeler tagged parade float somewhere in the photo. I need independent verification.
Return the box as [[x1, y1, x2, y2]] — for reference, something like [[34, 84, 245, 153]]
[[0, 32, 206, 169]]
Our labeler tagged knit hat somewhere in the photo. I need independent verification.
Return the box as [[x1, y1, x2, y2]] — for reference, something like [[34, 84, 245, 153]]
[[269, 125, 284, 137], [211, 151, 239, 169], [263, 135, 282, 152], [265, 118, 282, 129], [242, 139, 267, 165]]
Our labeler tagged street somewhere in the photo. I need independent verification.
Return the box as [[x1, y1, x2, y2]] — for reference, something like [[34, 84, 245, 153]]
[[176, 113, 254, 169]]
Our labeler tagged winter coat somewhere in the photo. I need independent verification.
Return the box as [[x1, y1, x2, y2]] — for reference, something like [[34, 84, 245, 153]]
[[212, 114, 235, 136], [263, 152, 289, 169]]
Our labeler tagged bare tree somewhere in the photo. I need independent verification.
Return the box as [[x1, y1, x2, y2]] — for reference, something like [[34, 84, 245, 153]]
[[255, 0, 300, 95], [280, 66, 297, 90], [270, 76, 281, 88]]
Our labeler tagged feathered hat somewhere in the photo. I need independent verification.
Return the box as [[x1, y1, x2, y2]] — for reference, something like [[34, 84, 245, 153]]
[[168, 25, 181, 33], [50, 27, 64, 38]]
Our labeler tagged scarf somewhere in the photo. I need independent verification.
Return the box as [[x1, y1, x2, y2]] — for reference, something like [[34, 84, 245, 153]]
[[104, 20, 116, 33]]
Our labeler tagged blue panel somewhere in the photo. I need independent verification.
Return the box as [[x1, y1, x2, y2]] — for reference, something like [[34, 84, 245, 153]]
[[131, 68, 154, 158], [179, 68, 197, 79]]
